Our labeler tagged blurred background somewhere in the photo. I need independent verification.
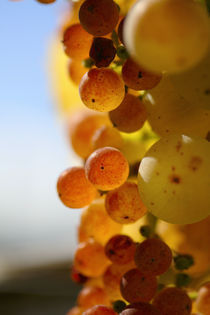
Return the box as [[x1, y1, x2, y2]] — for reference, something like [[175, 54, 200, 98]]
[[0, 0, 81, 313]]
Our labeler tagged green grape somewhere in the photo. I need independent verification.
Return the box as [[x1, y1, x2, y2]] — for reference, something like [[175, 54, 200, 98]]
[[124, 0, 210, 74], [144, 75, 210, 139], [138, 134, 210, 224]]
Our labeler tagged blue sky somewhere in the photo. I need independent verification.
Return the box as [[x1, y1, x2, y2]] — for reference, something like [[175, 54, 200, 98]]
[[0, 0, 81, 274]]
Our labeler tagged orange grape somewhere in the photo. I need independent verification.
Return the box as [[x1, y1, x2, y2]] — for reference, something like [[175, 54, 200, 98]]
[[66, 306, 83, 315], [89, 37, 116, 68], [109, 94, 147, 133], [74, 239, 110, 277], [122, 58, 162, 91], [120, 268, 157, 303], [79, 0, 119, 36], [71, 266, 88, 284], [85, 147, 129, 191], [121, 303, 161, 315], [63, 24, 93, 60], [78, 198, 122, 245], [68, 59, 87, 86], [105, 181, 147, 224], [152, 287, 192, 315], [92, 125, 123, 151], [57, 167, 97, 208], [196, 282, 210, 315], [105, 234, 136, 265], [134, 238, 172, 276], [83, 305, 117, 315], [79, 68, 125, 112], [77, 286, 110, 310]]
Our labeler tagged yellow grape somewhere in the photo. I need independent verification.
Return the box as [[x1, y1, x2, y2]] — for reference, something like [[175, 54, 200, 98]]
[[124, 0, 210, 74], [138, 135, 210, 224], [196, 282, 210, 315], [92, 125, 123, 151], [68, 59, 87, 86], [77, 286, 110, 310]]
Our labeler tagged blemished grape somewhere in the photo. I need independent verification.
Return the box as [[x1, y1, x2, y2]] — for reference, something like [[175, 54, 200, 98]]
[[57, 167, 97, 209], [78, 198, 122, 245], [138, 134, 210, 224], [68, 59, 87, 86], [120, 303, 161, 315], [74, 239, 110, 277], [152, 287, 192, 315], [122, 59, 162, 91], [124, 0, 210, 74], [195, 282, 210, 315], [79, 0, 119, 36], [109, 94, 147, 133], [120, 268, 157, 303], [83, 305, 117, 315], [66, 306, 83, 315], [105, 181, 147, 224], [85, 147, 129, 191], [69, 110, 111, 159], [77, 286, 110, 310], [79, 68, 125, 112], [92, 125, 123, 151], [105, 234, 136, 265], [63, 24, 93, 60], [89, 37, 116, 68], [134, 238, 172, 276]]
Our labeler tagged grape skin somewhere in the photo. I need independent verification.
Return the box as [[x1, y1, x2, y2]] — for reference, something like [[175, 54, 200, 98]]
[[195, 282, 210, 315]]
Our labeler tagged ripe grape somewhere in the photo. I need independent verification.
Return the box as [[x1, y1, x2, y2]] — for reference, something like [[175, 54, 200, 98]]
[[71, 266, 88, 284], [117, 17, 125, 45], [195, 282, 210, 315], [66, 306, 82, 315], [89, 37, 116, 68], [120, 303, 161, 315], [63, 24, 93, 60], [105, 181, 147, 224], [79, 68, 125, 112], [120, 268, 157, 303], [79, 0, 119, 36], [138, 134, 210, 224], [105, 234, 136, 265], [83, 305, 117, 315], [57, 167, 97, 209], [122, 59, 162, 91], [124, 0, 210, 74], [85, 147, 129, 191], [74, 239, 110, 277], [78, 198, 122, 245], [68, 59, 87, 86], [77, 286, 110, 310], [134, 238, 172, 276], [109, 94, 147, 133], [92, 126, 123, 151], [152, 287, 192, 315]]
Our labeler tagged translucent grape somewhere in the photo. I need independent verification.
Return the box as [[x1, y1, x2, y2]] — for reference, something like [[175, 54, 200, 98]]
[[83, 305, 117, 315], [79, 0, 119, 36], [77, 286, 110, 310], [105, 234, 136, 265], [122, 59, 162, 91], [105, 181, 147, 224], [74, 239, 110, 277], [85, 147, 129, 191], [89, 37, 116, 68], [120, 268, 157, 303], [92, 126, 123, 151], [138, 134, 210, 224], [79, 68, 125, 112], [57, 167, 97, 209], [78, 198, 122, 245], [120, 303, 161, 315], [109, 94, 147, 133], [124, 0, 210, 73], [68, 59, 87, 86], [152, 287, 192, 315], [195, 282, 210, 315], [134, 238, 172, 276], [63, 24, 93, 60]]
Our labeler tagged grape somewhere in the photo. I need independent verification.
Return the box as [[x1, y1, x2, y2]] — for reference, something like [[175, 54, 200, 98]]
[[69, 110, 110, 159], [195, 282, 210, 315], [143, 75, 210, 138], [92, 126, 123, 151], [77, 286, 110, 310], [152, 287, 192, 315], [79, 0, 119, 36], [109, 94, 147, 133], [117, 17, 125, 45], [134, 238, 172, 276], [71, 266, 88, 284], [124, 0, 210, 74], [85, 147, 129, 191], [105, 234, 136, 265], [89, 37, 116, 68], [122, 59, 162, 91], [120, 268, 157, 303], [83, 305, 117, 315], [79, 68, 125, 112], [36, 0, 56, 3], [105, 181, 147, 224], [63, 24, 93, 60], [120, 303, 161, 315], [66, 306, 82, 315], [68, 59, 87, 86], [78, 198, 122, 245], [74, 239, 110, 277], [138, 134, 210, 224], [57, 167, 97, 209]]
